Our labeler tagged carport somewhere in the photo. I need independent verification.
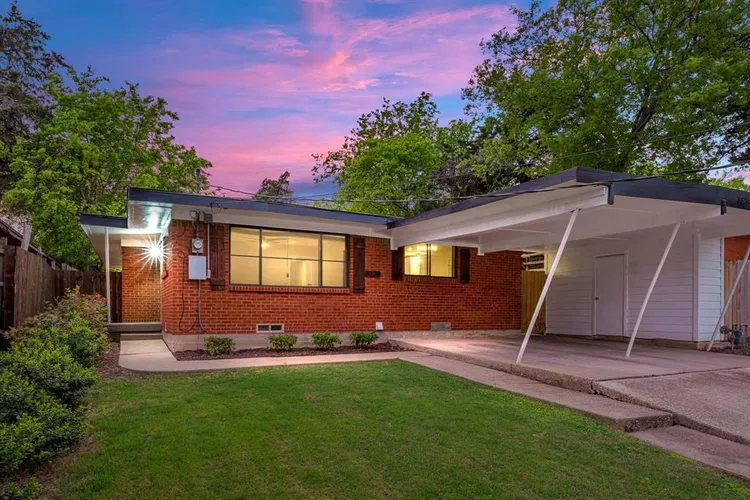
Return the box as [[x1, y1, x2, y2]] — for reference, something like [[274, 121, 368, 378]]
[[387, 168, 750, 362]]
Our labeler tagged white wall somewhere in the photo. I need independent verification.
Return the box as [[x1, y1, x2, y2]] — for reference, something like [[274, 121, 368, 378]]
[[697, 237, 723, 341], [545, 225, 697, 341]]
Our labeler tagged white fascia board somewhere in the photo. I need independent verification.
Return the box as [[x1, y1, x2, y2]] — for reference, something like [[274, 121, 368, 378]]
[[171, 206, 387, 238], [478, 204, 721, 254], [388, 186, 609, 250]]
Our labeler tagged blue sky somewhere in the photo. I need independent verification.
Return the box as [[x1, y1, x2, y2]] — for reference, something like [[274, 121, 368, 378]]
[[15, 0, 522, 195]]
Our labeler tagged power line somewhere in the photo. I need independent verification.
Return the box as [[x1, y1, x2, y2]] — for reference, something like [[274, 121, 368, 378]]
[[207, 160, 750, 206]]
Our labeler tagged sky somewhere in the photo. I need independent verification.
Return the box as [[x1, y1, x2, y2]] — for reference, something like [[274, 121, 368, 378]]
[[17, 0, 521, 196]]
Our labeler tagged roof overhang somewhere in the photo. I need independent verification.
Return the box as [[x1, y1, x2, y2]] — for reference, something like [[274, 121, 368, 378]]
[[80, 215, 162, 267], [385, 168, 750, 253]]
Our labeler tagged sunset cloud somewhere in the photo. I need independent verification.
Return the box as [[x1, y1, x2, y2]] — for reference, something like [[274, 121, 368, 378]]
[[140, 0, 514, 192]]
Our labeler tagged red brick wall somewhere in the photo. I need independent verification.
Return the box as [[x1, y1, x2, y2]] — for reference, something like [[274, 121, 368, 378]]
[[161, 220, 521, 335], [725, 236, 750, 261], [121, 247, 161, 322]]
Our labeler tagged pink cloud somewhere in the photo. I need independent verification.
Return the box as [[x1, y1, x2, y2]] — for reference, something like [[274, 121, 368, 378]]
[[141, 1, 515, 191]]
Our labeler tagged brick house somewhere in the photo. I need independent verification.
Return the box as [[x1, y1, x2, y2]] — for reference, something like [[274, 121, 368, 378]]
[[81, 167, 750, 355]]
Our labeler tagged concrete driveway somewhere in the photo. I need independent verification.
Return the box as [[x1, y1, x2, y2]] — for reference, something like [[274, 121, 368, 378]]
[[597, 368, 750, 444]]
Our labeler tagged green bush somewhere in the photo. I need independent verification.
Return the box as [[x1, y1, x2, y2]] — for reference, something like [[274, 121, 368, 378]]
[[350, 331, 379, 347], [1, 478, 41, 500], [0, 289, 106, 477], [9, 289, 108, 368], [269, 334, 297, 351], [205, 337, 235, 356], [1, 337, 98, 409], [311, 332, 342, 349], [0, 367, 83, 474]]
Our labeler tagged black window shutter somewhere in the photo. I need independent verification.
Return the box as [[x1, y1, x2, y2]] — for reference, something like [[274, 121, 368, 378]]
[[459, 248, 471, 283], [353, 237, 366, 294], [391, 246, 404, 280], [209, 224, 226, 289]]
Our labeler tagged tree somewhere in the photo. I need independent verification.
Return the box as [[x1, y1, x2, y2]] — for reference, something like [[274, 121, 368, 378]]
[[0, 2, 66, 189], [3, 69, 211, 268], [253, 170, 293, 202], [463, 0, 750, 181], [333, 133, 443, 217], [313, 92, 440, 183]]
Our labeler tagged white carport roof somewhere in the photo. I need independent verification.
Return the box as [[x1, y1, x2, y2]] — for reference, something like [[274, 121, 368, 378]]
[[386, 167, 750, 252], [387, 167, 750, 362]]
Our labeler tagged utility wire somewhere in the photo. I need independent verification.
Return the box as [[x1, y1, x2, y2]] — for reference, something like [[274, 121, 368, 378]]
[[208, 160, 750, 206]]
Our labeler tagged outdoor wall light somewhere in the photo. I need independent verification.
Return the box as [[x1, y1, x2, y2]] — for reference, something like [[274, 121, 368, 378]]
[[143, 239, 164, 265]]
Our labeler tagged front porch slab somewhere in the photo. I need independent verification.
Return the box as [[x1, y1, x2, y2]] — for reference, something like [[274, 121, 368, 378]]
[[393, 335, 750, 391]]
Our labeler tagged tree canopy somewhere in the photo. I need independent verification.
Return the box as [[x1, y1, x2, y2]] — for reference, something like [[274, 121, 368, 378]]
[[463, 0, 750, 180], [3, 70, 211, 268], [315, 0, 750, 216], [0, 2, 66, 189]]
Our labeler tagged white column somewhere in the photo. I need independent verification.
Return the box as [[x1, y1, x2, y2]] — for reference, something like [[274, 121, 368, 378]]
[[516, 208, 579, 364], [626, 222, 680, 357], [707, 243, 750, 351], [104, 227, 111, 324]]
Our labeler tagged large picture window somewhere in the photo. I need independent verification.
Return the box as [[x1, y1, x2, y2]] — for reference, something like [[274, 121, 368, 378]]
[[404, 243, 454, 277], [230, 227, 347, 287]]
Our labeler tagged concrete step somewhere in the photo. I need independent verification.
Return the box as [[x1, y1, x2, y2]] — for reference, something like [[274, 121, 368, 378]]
[[108, 322, 161, 334], [633, 426, 750, 481], [120, 332, 163, 341], [405, 355, 674, 432], [393, 338, 597, 393]]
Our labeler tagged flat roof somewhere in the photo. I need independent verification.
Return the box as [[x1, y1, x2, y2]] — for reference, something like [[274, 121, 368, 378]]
[[128, 187, 395, 225], [388, 167, 750, 229]]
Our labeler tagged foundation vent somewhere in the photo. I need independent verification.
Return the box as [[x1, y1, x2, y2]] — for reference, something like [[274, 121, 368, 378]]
[[257, 324, 284, 333]]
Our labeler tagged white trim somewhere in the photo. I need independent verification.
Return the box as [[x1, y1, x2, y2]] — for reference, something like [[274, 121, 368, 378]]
[[692, 232, 700, 342], [104, 227, 111, 324]]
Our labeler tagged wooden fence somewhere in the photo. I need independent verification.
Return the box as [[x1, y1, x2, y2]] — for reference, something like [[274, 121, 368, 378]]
[[724, 260, 750, 330], [521, 270, 546, 334], [1, 245, 121, 330]]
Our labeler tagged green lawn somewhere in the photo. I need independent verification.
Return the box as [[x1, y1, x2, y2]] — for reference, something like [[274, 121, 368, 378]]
[[53, 361, 747, 499]]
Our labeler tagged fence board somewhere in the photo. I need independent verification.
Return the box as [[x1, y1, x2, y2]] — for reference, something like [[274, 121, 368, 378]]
[[521, 270, 546, 334], [1, 246, 121, 329], [724, 260, 750, 331]]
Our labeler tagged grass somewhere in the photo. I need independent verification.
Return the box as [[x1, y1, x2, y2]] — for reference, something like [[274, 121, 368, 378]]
[[52, 361, 747, 499]]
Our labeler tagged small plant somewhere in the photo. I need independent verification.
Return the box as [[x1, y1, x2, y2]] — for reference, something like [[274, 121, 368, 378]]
[[204, 337, 235, 356], [311, 332, 342, 349], [350, 331, 379, 347], [269, 334, 297, 351]]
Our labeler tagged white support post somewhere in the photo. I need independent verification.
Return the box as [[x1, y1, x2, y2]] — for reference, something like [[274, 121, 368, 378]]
[[707, 243, 750, 352], [104, 227, 111, 324], [516, 209, 579, 364], [626, 222, 680, 357]]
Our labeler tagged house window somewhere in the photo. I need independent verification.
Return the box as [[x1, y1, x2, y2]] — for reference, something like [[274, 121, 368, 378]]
[[230, 227, 347, 287], [404, 243, 454, 277]]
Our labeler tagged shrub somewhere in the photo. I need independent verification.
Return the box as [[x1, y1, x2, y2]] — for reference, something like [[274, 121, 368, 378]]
[[9, 289, 108, 368], [0, 367, 83, 474], [269, 334, 297, 351], [1, 337, 98, 409], [205, 337, 235, 356], [311, 332, 342, 349], [1, 478, 41, 500], [350, 331, 379, 347]]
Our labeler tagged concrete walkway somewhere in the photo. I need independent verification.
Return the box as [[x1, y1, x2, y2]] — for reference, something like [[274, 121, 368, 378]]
[[119, 340, 431, 372]]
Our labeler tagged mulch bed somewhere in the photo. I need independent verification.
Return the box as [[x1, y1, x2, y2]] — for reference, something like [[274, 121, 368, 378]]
[[173, 342, 411, 361]]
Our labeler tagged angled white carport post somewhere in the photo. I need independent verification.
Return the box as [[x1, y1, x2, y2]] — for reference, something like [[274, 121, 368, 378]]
[[625, 222, 681, 357], [104, 227, 111, 324], [516, 208, 580, 364], [707, 243, 750, 352]]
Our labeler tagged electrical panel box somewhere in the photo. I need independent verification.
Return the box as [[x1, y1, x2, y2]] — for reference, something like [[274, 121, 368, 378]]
[[188, 255, 207, 280]]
